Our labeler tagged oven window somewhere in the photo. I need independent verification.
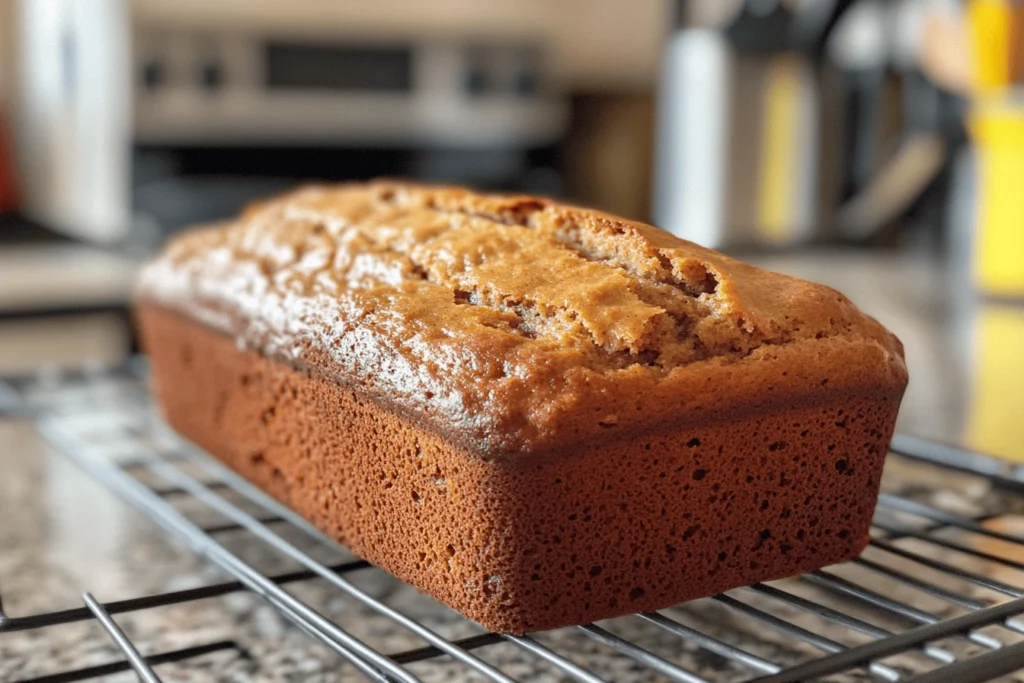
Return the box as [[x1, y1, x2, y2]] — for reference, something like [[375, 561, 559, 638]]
[[265, 42, 412, 92]]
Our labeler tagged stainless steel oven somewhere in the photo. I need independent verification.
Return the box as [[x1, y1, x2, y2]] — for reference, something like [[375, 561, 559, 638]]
[[14, 0, 568, 241]]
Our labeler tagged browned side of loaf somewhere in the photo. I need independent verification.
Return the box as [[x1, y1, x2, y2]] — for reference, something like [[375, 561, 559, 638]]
[[139, 304, 899, 633]]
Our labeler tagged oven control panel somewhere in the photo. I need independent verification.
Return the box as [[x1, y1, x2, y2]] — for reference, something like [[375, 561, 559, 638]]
[[131, 28, 566, 147]]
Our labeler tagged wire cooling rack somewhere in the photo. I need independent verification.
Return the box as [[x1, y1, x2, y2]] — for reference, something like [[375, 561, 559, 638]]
[[2, 362, 1024, 682]]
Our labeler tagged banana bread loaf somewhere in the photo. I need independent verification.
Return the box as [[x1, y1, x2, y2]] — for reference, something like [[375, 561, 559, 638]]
[[135, 182, 907, 633]]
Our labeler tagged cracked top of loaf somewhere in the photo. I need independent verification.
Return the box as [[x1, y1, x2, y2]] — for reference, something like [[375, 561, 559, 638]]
[[137, 182, 908, 455]]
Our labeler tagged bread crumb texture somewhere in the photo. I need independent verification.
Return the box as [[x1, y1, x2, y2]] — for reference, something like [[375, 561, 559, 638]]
[[138, 182, 906, 455]]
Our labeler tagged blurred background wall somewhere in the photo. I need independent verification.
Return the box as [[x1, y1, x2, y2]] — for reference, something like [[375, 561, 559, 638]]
[[0, 0, 1007, 255], [1, 0, 1007, 254]]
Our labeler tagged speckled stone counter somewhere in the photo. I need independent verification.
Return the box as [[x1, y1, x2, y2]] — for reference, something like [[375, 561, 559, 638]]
[[2, 250, 1023, 682]]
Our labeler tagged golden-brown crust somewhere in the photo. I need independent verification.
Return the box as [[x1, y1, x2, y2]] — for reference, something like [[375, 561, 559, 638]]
[[138, 305, 900, 633], [136, 182, 907, 456]]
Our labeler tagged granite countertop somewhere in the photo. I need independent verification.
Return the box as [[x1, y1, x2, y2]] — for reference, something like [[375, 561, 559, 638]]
[[1, 249, 1023, 682], [0, 242, 138, 313]]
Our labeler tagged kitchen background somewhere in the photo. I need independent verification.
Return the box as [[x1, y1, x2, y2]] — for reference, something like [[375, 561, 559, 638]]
[[0, 0, 1021, 463], [4, 3, 1024, 683]]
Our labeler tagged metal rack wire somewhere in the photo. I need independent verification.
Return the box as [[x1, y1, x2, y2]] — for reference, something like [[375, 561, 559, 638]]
[[2, 363, 1024, 682]]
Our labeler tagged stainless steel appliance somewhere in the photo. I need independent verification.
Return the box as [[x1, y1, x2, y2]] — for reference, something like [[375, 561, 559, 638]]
[[654, 0, 846, 249], [653, 0, 957, 250], [13, 0, 568, 241]]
